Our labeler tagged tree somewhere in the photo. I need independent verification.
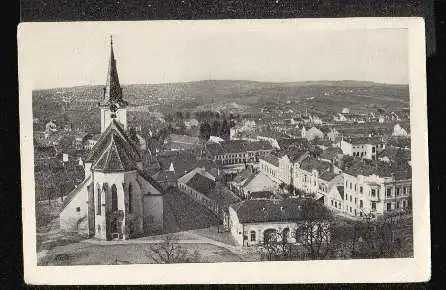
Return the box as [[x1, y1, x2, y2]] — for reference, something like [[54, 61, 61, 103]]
[[211, 120, 221, 136], [220, 119, 230, 139], [146, 235, 200, 264], [199, 121, 211, 140], [350, 213, 404, 258], [294, 199, 333, 260]]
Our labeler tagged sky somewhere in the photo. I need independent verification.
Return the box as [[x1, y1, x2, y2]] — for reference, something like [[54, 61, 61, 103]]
[[20, 20, 409, 89]]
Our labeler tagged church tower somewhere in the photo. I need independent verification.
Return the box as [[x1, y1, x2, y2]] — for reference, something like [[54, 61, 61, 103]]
[[100, 36, 128, 133]]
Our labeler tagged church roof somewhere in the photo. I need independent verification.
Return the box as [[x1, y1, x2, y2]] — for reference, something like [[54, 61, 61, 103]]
[[101, 36, 127, 107], [92, 132, 138, 172], [85, 119, 141, 164]]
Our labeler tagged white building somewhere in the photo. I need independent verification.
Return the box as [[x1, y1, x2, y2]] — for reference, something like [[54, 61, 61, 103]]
[[338, 137, 385, 160], [342, 161, 412, 218], [228, 198, 330, 246], [392, 123, 409, 137]]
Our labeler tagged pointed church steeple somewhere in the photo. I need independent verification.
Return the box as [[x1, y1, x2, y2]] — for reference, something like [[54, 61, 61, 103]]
[[102, 35, 127, 107], [100, 36, 129, 133]]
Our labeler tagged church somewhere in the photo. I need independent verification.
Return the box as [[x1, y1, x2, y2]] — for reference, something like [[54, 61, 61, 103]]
[[59, 37, 164, 240]]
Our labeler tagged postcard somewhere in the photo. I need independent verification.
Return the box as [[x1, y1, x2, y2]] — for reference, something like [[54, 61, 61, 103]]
[[18, 17, 430, 284]]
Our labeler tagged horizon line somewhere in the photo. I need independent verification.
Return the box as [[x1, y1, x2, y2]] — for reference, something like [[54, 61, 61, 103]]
[[32, 79, 410, 91]]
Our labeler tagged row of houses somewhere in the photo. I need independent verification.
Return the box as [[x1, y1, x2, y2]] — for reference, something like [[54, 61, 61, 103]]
[[258, 147, 412, 218]]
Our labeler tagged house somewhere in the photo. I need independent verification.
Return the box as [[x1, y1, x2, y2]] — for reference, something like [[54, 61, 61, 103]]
[[205, 140, 273, 166], [320, 147, 344, 164], [342, 108, 350, 114], [59, 38, 163, 240], [208, 136, 225, 143], [83, 133, 101, 150], [392, 123, 410, 137], [342, 160, 412, 218], [338, 137, 385, 160], [164, 134, 202, 151], [293, 157, 332, 195], [228, 166, 279, 199], [259, 154, 281, 184], [228, 198, 330, 246], [178, 168, 241, 220], [377, 147, 411, 164], [303, 126, 324, 141]]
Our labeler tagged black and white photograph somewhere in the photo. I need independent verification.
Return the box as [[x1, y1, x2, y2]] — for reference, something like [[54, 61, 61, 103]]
[[18, 18, 430, 284]]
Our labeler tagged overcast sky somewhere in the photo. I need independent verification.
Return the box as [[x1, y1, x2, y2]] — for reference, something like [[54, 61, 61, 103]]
[[21, 21, 409, 89]]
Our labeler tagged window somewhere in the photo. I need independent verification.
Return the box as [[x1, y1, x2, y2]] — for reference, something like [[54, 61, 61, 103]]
[[335, 201, 337, 208], [372, 147, 376, 153], [128, 183, 133, 213], [403, 187, 407, 195], [350, 182, 352, 190], [387, 202, 392, 211], [354, 184, 357, 191], [350, 207, 352, 213], [111, 184, 118, 212], [396, 201, 400, 209], [350, 196, 352, 202], [387, 188, 392, 197], [355, 197, 357, 204], [360, 186, 363, 194], [97, 186, 101, 215], [371, 189, 376, 197], [331, 200, 333, 206], [360, 200, 363, 208], [250, 231, 256, 241], [403, 200, 406, 208], [371, 202, 376, 210], [76, 207, 81, 212], [396, 187, 400, 196]]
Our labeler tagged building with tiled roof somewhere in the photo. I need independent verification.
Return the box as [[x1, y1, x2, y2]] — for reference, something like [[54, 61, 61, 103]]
[[228, 198, 331, 246], [341, 159, 412, 218], [338, 136, 385, 160], [164, 133, 202, 151], [205, 140, 273, 166], [60, 38, 163, 241], [178, 167, 240, 220]]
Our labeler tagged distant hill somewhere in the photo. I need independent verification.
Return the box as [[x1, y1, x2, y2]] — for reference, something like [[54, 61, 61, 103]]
[[32, 79, 409, 125]]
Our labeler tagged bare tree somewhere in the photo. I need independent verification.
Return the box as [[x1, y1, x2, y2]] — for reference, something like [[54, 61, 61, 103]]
[[146, 235, 200, 264], [350, 213, 403, 258], [294, 199, 333, 260]]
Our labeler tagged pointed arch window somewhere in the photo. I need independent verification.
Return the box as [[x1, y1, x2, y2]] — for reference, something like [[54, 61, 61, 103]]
[[111, 184, 118, 212], [96, 184, 101, 215], [128, 183, 133, 213]]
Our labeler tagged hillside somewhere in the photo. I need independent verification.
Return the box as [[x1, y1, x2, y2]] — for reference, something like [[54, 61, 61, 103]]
[[32, 80, 409, 124]]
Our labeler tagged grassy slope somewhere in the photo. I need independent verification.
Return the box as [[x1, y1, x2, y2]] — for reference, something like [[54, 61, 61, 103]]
[[33, 80, 409, 118]]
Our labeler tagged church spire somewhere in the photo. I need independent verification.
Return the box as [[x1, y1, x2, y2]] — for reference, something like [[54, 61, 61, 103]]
[[102, 35, 126, 107]]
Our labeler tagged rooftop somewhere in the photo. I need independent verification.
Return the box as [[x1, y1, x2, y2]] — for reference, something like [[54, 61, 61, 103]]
[[261, 154, 280, 167], [320, 147, 343, 160], [186, 172, 216, 196], [300, 157, 331, 173], [206, 140, 273, 155], [230, 198, 330, 224]]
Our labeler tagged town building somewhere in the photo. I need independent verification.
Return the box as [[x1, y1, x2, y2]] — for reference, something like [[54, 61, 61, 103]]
[[59, 37, 164, 240], [228, 166, 279, 199], [338, 137, 385, 160], [164, 134, 202, 151], [205, 140, 273, 166], [228, 198, 330, 246], [342, 160, 412, 218], [178, 168, 241, 222]]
